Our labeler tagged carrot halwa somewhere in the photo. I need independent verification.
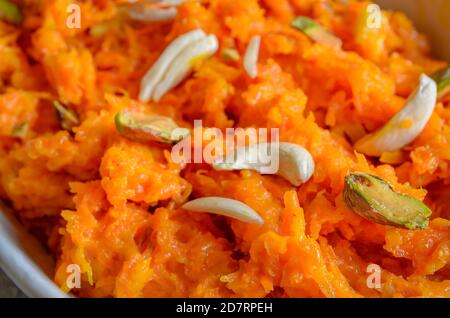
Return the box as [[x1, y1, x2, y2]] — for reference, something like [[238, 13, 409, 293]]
[[0, 0, 449, 298]]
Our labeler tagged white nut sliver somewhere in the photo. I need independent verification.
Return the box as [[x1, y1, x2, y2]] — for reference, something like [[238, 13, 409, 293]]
[[212, 142, 315, 187], [127, 5, 178, 22], [243, 35, 261, 79], [355, 74, 437, 156], [152, 34, 219, 102], [277, 142, 315, 186], [139, 29, 206, 103], [139, 0, 185, 5], [159, 0, 186, 5], [182, 197, 264, 224]]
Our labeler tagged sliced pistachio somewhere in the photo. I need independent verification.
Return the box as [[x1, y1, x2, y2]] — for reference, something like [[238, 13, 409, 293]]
[[0, 0, 23, 25], [291, 16, 342, 49], [212, 142, 315, 186], [431, 66, 450, 100], [89, 24, 109, 38], [182, 197, 264, 224], [139, 29, 207, 103], [152, 34, 219, 102], [53, 101, 80, 131], [11, 122, 28, 138], [243, 35, 261, 79], [115, 111, 190, 144], [221, 48, 240, 62], [344, 172, 431, 230], [355, 74, 437, 156]]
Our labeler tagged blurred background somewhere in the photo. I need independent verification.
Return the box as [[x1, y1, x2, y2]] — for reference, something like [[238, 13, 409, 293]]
[[376, 0, 450, 60]]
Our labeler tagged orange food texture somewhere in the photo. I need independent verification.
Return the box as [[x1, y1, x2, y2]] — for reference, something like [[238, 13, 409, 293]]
[[0, 0, 449, 298]]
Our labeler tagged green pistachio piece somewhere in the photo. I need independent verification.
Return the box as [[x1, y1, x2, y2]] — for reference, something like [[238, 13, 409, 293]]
[[11, 122, 28, 138], [221, 48, 240, 62], [431, 66, 450, 100], [344, 172, 431, 230], [115, 111, 190, 144], [291, 16, 342, 48], [89, 24, 109, 38], [53, 101, 80, 131], [0, 0, 23, 25]]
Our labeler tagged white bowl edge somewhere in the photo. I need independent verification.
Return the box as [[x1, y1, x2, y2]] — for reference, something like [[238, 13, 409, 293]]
[[0, 203, 68, 298], [376, 0, 450, 61]]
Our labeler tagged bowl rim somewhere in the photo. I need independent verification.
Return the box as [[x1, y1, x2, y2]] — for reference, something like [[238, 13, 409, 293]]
[[0, 203, 69, 298]]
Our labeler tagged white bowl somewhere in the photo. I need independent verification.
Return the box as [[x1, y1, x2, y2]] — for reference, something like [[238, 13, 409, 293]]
[[376, 0, 450, 60], [0, 1, 449, 298], [0, 203, 67, 298]]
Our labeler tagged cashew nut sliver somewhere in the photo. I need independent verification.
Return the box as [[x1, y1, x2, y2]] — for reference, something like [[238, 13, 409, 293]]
[[182, 197, 264, 224], [277, 142, 315, 186], [212, 142, 315, 186], [139, 29, 206, 103], [127, 5, 177, 22], [243, 35, 261, 79], [139, 0, 185, 5], [152, 34, 219, 102], [355, 74, 437, 156], [159, 0, 186, 5]]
